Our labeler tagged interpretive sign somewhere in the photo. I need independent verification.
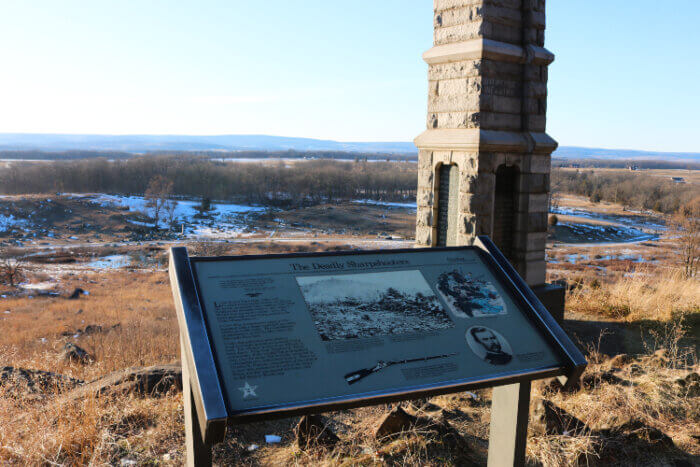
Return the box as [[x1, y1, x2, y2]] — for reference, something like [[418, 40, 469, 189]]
[[170, 237, 586, 466]]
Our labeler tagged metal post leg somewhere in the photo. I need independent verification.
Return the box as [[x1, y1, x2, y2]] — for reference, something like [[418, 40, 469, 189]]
[[182, 337, 213, 467], [487, 381, 531, 467]]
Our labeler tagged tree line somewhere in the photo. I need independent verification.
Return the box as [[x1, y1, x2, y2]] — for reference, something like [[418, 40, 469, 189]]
[[0, 150, 132, 160], [553, 158, 700, 170], [552, 168, 698, 214], [0, 156, 417, 205], [151, 149, 418, 162]]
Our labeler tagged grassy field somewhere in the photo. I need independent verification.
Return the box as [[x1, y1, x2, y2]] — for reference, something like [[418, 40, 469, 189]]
[[0, 190, 698, 465], [1, 241, 698, 465], [557, 167, 700, 186]]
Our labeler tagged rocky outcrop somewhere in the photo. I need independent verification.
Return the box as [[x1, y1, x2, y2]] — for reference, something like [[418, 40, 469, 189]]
[[295, 414, 339, 449], [0, 366, 84, 396], [67, 364, 182, 399], [61, 342, 95, 364]]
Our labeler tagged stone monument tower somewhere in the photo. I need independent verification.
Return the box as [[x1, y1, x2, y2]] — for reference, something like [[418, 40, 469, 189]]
[[415, 0, 556, 289]]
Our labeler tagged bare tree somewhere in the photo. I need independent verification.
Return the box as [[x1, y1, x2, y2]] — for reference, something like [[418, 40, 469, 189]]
[[144, 175, 174, 229], [0, 248, 26, 288], [164, 199, 179, 230], [671, 198, 700, 278]]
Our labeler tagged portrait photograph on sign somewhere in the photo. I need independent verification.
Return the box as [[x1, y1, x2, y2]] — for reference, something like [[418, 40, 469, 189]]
[[296, 270, 454, 341], [435, 268, 507, 318], [465, 326, 513, 365]]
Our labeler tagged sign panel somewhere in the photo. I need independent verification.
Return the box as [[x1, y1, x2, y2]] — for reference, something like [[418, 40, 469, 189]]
[[189, 247, 567, 417]]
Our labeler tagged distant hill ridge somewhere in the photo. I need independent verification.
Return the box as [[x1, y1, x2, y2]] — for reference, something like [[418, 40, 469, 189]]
[[0, 133, 698, 162]]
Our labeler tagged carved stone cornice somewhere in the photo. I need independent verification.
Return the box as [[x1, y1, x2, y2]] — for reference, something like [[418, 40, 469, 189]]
[[414, 128, 558, 154], [422, 38, 554, 66]]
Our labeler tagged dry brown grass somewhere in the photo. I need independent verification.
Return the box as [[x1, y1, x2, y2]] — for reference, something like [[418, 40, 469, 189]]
[[0, 253, 698, 465], [0, 270, 184, 465], [567, 267, 700, 322]]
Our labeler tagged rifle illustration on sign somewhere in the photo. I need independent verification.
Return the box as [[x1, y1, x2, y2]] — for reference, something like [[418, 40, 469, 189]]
[[344, 353, 457, 385]]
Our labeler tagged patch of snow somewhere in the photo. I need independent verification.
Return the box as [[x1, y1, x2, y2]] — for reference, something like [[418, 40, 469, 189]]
[[0, 214, 30, 232], [353, 199, 416, 209], [23, 282, 56, 291]]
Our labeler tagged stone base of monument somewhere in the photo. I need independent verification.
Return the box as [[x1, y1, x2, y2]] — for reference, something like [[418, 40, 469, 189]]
[[532, 283, 566, 324]]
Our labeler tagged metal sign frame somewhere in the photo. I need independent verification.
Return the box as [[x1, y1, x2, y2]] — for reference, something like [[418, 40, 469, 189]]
[[169, 236, 586, 466]]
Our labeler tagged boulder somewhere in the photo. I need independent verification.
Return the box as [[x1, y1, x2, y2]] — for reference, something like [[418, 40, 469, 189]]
[[67, 364, 182, 399], [62, 343, 95, 364], [83, 324, 103, 335], [608, 353, 633, 367], [375, 406, 417, 439], [0, 366, 84, 395], [601, 419, 674, 450], [581, 370, 634, 389], [531, 399, 588, 436], [675, 372, 700, 397], [294, 414, 339, 449], [67, 288, 86, 300]]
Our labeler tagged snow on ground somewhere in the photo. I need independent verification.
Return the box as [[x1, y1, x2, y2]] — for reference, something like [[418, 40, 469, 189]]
[[551, 206, 666, 231], [86, 254, 132, 269], [353, 199, 416, 210], [91, 194, 266, 238], [555, 222, 658, 245], [0, 214, 30, 232]]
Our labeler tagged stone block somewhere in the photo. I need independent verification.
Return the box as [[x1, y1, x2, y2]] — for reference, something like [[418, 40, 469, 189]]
[[477, 152, 507, 173], [532, 282, 565, 324], [475, 214, 493, 235], [515, 192, 548, 213], [513, 211, 547, 233], [434, 6, 477, 28], [418, 149, 433, 165], [484, 95, 523, 114], [511, 231, 547, 252], [428, 93, 480, 113], [482, 59, 524, 80], [512, 249, 545, 263], [451, 151, 478, 172], [528, 81, 548, 98], [522, 259, 546, 287], [416, 226, 432, 246], [476, 111, 523, 131], [417, 188, 434, 207], [523, 154, 551, 173], [432, 111, 469, 129], [480, 19, 522, 44], [518, 173, 550, 193], [428, 60, 481, 81], [417, 169, 434, 189], [434, 23, 482, 45], [459, 172, 478, 193], [523, 114, 547, 132], [460, 214, 477, 235], [482, 77, 522, 98], [460, 193, 492, 215], [473, 172, 495, 197], [416, 208, 432, 227]]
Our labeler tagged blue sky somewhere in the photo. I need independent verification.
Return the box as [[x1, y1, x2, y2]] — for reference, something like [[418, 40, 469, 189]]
[[0, 1, 698, 152]]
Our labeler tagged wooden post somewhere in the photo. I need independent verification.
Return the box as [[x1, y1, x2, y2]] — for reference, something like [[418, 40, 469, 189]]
[[181, 336, 213, 467], [487, 381, 531, 467]]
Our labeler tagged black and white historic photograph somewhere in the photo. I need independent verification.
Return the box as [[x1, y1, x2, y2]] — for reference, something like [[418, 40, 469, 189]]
[[296, 270, 454, 341], [465, 326, 513, 365], [435, 269, 507, 318]]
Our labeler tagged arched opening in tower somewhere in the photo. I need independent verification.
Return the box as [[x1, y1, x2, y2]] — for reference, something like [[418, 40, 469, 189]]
[[493, 165, 519, 260], [436, 163, 459, 247]]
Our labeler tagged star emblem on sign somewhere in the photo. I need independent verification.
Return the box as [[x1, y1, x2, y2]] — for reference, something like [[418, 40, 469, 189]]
[[238, 381, 258, 398]]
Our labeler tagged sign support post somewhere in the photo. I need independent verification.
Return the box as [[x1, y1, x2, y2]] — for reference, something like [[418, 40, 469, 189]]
[[487, 381, 532, 467], [169, 243, 586, 467], [181, 336, 213, 467]]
